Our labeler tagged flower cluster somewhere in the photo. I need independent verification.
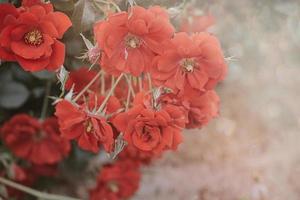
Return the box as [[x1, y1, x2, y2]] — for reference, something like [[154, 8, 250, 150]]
[[0, 1, 71, 71], [0, 1, 227, 200]]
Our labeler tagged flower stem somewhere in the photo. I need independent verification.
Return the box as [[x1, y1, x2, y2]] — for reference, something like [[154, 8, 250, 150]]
[[138, 76, 143, 91], [125, 75, 135, 97], [74, 70, 103, 102], [98, 74, 124, 113], [125, 85, 131, 111], [40, 80, 52, 120], [147, 73, 153, 90], [0, 177, 81, 200], [101, 71, 105, 95]]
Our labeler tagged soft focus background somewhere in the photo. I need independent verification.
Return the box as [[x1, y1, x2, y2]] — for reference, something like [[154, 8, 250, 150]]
[[133, 0, 300, 199]]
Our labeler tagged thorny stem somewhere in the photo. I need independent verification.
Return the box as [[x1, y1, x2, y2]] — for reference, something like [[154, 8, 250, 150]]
[[125, 75, 135, 97], [0, 177, 81, 200], [138, 76, 143, 91], [73, 70, 103, 102], [111, 76, 115, 95], [98, 74, 124, 113], [147, 73, 153, 91], [40, 80, 52, 120], [125, 84, 131, 111]]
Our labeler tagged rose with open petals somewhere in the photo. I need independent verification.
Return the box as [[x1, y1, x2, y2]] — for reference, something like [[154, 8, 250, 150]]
[[90, 160, 140, 200], [94, 6, 174, 76], [151, 32, 227, 96], [1, 115, 71, 165], [55, 94, 121, 153], [113, 92, 185, 155], [0, 2, 71, 71]]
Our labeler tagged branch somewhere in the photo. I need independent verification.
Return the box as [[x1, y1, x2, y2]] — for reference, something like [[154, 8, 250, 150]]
[[0, 177, 81, 200]]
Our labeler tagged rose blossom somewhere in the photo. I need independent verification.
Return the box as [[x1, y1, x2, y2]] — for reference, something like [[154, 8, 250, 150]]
[[113, 92, 185, 155], [55, 94, 121, 153], [151, 32, 227, 96], [1, 115, 71, 165], [89, 160, 140, 200], [0, 1, 72, 71], [94, 6, 174, 76]]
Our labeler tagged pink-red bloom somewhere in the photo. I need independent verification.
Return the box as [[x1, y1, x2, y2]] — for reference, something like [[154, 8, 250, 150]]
[[151, 32, 227, 96], [113, 92, 185, 155], [1, 115, 71, 165], [94, 6, 174, 76], [89, 160, 140, 200], [160, 90, 220, 129], [0, 1, 71, 71], [55, 95, 121, 153]]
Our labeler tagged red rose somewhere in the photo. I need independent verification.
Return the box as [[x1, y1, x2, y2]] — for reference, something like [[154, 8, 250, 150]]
[[89, 160, 140, 200], [1, 115, 71, 165], [0, 2, 71, 71], [113, 92, 185, 155], [94, 6, 174, 76], [55, 95, 121, 153], [160, 90, 220, 129], [185, 90, 220, 129], [151, 32, 227, 96]]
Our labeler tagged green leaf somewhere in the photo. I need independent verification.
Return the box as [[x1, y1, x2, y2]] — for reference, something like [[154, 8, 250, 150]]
[[0, 81, 30, 109]]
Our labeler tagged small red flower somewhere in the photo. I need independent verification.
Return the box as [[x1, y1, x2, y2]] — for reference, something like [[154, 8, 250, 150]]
[[89, 160, 140, 200], [185, 90, 220, 129], [65, 67, 100, 93], [94, 6, 174, 76], [0, 2, 72, 71], [151, 32, 227, 96], [55, 95, 121, 153], [113, 92, 185, 155], [160, 90, 220, 129], [1, 115, 71, 165]]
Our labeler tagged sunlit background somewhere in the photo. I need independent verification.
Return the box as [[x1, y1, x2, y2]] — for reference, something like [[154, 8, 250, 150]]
[[133, 0, 300, 199]]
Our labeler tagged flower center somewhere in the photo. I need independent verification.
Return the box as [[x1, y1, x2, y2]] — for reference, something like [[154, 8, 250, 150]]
[[125, 35, 141, 49], [142, 126, 152, 141], [85, 120, 94, 133], [24, 29, 43, 46], [34, 131, 46, 141], [181, 58, 196, 73], [108, 181, 119, 193]]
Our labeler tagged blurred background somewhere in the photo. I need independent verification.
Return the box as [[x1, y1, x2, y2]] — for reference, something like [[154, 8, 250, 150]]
[[132, 0, 300, 199]]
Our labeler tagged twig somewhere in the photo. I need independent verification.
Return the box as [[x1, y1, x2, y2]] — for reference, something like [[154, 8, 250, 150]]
[[97, 74, 124, 113], [0, 177, 81, 200]]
